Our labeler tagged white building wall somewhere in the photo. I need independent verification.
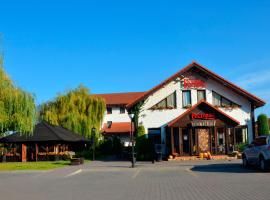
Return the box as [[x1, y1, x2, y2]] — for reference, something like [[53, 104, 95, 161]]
[[103, 107, 130, 123], [137, 75, 253, 143], [102, 74, 255, 144]]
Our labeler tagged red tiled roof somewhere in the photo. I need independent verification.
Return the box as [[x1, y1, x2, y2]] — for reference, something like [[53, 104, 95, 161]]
[[127, 61, 266, 109], [93, 92, 146, 106], [168, 100, 240, 127], [102, 122, 133, 135]]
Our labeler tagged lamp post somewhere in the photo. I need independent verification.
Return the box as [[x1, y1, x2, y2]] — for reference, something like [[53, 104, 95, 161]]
[[92, 127, 96, 161], [129, 113, 135, 168]]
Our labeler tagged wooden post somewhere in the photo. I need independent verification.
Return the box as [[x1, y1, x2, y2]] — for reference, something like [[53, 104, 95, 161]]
[[233, 127, 236, 151], [196, 129, 199, 155], [251, 103, 256, 140], [225, 127, 229, 154], [178, 127, 182, 156], [35, 143, 38, 162], [214, 127, 218, 155], [170, 127, 174, 155], [46, 145, 49, 161], [21, 144, 27, 162], [189, 128, 193, 156]]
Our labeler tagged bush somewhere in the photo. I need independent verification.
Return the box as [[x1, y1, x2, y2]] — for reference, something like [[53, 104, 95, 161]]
[[236, 143, 248, 152], [257, 114, 269, 136], [97, 136, 122, 156], [136, 135, 153, 161], [75, 150, 92, 160]]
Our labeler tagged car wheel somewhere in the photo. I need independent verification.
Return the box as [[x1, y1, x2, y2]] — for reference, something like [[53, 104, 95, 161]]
[[259, 157, 268, 171], [242, 157, 249, 168]]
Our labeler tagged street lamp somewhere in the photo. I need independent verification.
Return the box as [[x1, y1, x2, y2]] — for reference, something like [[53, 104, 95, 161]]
[[129, 113, 135, 168], [91, 127, 96, 161]]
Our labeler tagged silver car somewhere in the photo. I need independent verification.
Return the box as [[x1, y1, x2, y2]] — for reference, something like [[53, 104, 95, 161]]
[[242, 135, 270, 171]]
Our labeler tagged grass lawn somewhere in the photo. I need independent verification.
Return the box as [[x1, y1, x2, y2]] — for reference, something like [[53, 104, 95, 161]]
[[0, 160, 71, 171]]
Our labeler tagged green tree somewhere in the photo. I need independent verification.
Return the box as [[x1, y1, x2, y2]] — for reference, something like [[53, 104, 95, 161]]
[[39, 85, 105, 138], [136, 125, 145, 138], [0, 56, 36, 135], [257, 114, 269, 136]]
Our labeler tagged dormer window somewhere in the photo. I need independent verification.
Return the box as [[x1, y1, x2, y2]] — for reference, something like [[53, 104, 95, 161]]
[[212, 91, 240, 108], [150, 92, 177, 110]]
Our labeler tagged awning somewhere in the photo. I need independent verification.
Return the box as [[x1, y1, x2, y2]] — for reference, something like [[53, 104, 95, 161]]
[[102, 122, 133, 135]]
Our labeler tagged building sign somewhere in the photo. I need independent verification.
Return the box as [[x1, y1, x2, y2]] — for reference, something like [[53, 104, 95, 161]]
[[191, 120, 216, 127], [183, 79, 206, 89], [191, 113, 215, 120]]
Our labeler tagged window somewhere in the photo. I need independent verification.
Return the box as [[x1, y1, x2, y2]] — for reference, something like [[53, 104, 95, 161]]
[[197, 90, 206, 102], [182, 90, 191, 108], [120, 107, 125, 114], [107, 107, 112, 114], [150, 92, 177, 110], [212, 91, 240, 108], [235, 126, 248, 144], [213, 91, 221, 106], [107, 121, 112, 128]]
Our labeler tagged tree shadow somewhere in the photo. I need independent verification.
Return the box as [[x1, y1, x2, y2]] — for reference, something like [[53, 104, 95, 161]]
[[191, 163, 266, 173]]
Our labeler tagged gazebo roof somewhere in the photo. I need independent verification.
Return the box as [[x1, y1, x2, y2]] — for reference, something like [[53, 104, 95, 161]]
[[0, 122, 88, 143]]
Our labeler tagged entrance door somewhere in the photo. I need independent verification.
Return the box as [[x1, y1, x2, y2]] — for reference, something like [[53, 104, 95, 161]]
[[182, 129, 190, 155], [198, 128, 210, 153]]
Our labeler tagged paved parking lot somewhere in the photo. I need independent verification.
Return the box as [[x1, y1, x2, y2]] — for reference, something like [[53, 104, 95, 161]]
[[0, 159, 269, 200]]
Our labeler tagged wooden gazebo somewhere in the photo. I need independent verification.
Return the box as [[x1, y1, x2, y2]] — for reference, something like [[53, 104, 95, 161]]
[[0, 122, 90, 162]]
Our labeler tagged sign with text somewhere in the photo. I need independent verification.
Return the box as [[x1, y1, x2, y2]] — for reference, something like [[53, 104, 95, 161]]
[[191, 113, 216, 120], [183, 79, 206, 89], [191, 120, 216, 127]]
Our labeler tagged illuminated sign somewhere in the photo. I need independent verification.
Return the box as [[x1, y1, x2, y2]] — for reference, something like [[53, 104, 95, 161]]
[[191, 113, 215, 120], [183, 79, 206, 89]]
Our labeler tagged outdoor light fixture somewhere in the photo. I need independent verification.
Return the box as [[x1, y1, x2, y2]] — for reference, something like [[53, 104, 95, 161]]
[[129, 113, 135, 168], [129, 113, 134, 119]]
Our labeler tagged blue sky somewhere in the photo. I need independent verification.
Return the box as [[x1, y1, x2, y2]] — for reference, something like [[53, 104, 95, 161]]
[[0, 0, 270, 116]]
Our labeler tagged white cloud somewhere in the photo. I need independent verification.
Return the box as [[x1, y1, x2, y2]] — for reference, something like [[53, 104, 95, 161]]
[[234, 70, 270, 90]]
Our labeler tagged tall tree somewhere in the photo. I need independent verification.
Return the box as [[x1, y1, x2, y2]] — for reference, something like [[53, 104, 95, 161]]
[[39, 85, 105, 138], [0, 56, 36, 135], [257, 114, 269, 136]]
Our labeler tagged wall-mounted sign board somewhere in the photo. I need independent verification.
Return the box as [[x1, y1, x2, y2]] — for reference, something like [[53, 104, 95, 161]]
[[191, 113, 215, 120], [182, 78, 206, 89]]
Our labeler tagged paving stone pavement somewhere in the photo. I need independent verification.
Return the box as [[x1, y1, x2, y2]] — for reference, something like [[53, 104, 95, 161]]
[[0, 159, 269, 200]]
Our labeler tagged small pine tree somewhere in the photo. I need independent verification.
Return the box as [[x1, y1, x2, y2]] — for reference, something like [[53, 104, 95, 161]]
[[257, 114, 269, 136]]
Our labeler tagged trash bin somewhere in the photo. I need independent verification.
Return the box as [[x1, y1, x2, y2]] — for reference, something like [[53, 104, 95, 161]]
[[156, 152, 162, 162]]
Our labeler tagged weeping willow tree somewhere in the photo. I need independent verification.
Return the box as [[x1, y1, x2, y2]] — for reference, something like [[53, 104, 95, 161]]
[[39, 85, 105, 139], [0, 56, 36, 135]]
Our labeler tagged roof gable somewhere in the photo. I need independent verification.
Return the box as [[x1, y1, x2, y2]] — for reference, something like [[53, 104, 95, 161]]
[[168, 100, 240, 127], [127, 61, 265, 109]]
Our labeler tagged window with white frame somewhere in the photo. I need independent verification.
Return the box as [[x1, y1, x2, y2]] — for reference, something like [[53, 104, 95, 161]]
[[197, 90, 206, 102], [182, 90, 191, 108]]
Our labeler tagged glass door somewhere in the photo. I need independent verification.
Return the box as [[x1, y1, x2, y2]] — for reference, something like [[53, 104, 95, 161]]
[[182, 128, 190, 155]]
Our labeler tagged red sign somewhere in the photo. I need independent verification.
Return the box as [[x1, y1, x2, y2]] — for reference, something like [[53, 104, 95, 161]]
[[183, 79, 206, 89], [191, 113, 215, 120]]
